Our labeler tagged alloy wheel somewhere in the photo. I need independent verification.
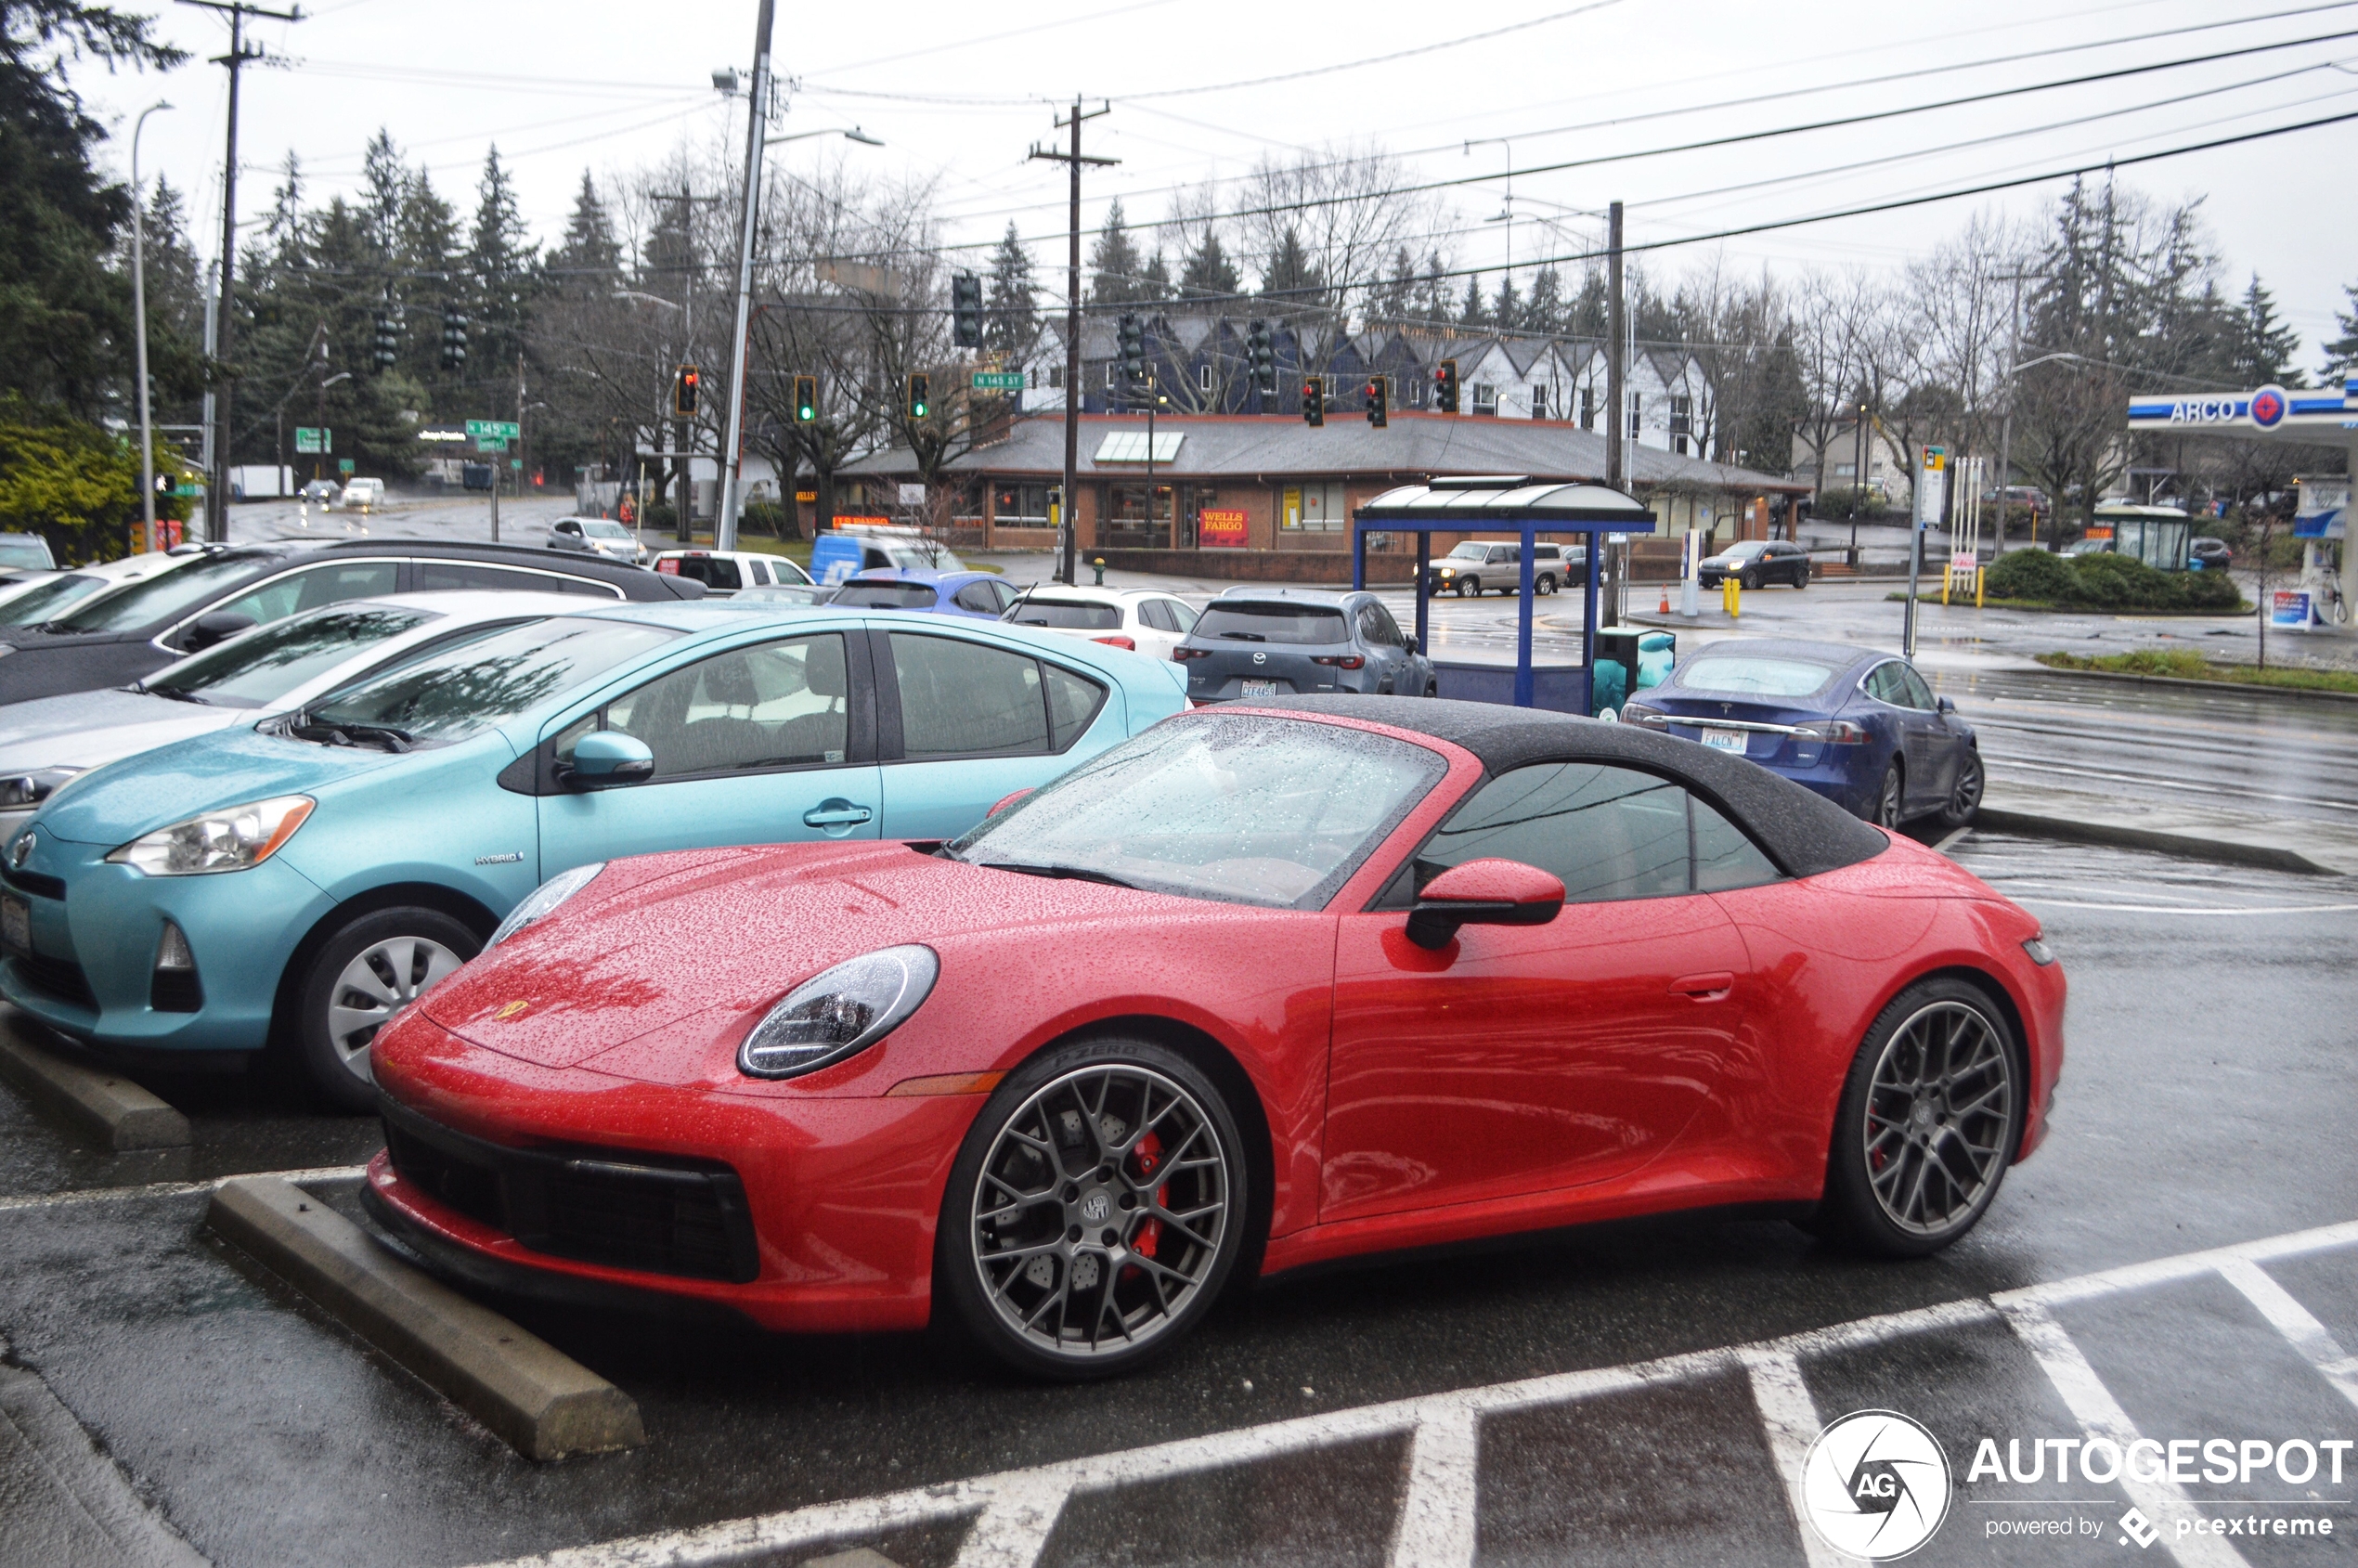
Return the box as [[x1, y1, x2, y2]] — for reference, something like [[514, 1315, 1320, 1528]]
[[324, 935, 464, 1080], [1875, 764, 1904, 827], [1861, 1000, 2015, 1236], [969, 1064, 1230, 1361], [1949, 752, 1985, 820]]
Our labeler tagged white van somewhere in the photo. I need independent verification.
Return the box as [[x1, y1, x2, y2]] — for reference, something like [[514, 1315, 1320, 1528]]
[[337, 478, 386, 512]]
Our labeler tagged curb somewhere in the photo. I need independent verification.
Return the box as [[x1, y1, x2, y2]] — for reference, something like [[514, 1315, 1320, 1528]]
[[206, 1175, 643, 1460], [1972, 807, 2333, 876], [2027, 661, 2358, 706], [0, 1021, 189, 1151]]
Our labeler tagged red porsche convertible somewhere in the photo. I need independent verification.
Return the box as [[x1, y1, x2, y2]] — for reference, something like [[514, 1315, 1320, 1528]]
[[365, 697, 2065, 1379]]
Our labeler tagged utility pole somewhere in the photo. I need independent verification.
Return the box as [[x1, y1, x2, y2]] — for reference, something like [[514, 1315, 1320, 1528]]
[[131, 100, 171, 550], [181, 0, 303, 542], [1993, 267, 2033, 551], [715, 0, 776, 552], [1602, 200, 1626, 623], [1849, 395, 1868, 567], [1030, 99, 1115, 585]]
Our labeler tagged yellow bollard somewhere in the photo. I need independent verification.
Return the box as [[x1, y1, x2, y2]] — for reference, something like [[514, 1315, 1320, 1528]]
[[1941, 565, 1951, 606], [1723, 577, 1740, 618]]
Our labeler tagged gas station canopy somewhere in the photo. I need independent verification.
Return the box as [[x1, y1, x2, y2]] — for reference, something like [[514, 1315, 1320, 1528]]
[[1353, 477, 1657, 713]]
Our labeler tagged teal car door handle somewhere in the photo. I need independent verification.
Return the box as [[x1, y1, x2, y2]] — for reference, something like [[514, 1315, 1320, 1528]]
[[803, 798, 875, 835]]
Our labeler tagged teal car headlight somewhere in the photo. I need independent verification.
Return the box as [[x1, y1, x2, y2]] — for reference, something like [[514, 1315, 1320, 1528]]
[[486, 862, 606, 949], [105, 795, 314, 876], [738, 945, 938, 1080]]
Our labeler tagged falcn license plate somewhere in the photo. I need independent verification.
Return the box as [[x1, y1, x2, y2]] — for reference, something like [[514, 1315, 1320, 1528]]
[[1700, 728, 1748, 754]]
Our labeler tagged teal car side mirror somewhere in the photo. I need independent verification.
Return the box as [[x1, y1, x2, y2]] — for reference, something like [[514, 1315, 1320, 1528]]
[[561, 731, 654, 790]]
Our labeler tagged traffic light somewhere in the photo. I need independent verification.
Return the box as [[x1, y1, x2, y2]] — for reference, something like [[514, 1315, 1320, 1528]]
[[793, 374, 818, 424], [1246, 318, 1275, 400], [371, 310, 399, 372], [1433, 357, 1459, 415], [1365, 374, 1389, 429], [1302, 374, 1325, 427], [673, 364, 701, 419], [1117, 314, 1146, 404], [906, 372, 930, 421], [440, 310, 468, 371], [952, 272, 983, 349]]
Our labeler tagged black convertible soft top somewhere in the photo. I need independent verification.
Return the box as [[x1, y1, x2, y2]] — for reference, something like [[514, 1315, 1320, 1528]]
[[1253, 694, 1889, 879]]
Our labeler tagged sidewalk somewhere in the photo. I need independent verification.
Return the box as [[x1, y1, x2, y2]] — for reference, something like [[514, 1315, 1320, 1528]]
[[1976, 779, 2358, 877]]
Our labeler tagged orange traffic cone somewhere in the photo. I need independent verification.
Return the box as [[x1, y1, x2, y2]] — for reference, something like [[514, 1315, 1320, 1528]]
[[1659, 586, 1671, 614]]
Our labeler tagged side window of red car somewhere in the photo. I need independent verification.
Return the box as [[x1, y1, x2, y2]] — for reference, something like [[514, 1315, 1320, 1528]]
[[1385, 762, 1781, 906]]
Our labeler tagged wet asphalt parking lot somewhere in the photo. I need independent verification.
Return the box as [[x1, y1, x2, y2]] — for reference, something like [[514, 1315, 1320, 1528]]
[[0, 829, 2351, 1568]]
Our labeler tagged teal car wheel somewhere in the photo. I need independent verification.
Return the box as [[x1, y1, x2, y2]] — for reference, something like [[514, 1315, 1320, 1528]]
[[294, 907, 476, 1110]]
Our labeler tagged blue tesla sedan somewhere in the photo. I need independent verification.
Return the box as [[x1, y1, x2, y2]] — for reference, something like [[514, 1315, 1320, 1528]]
[[1, 602, 1185, 1108], [1618, 638, 1982, 830]]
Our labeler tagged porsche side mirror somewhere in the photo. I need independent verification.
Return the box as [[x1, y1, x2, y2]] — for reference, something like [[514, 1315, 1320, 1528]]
[[1406, 858, 1565, 951], [559, 730, 655, 790], [184, 611, 256, 652]]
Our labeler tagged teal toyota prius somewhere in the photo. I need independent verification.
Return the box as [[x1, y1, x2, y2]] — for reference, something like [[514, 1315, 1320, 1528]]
[[1, 603, 1187, 1107]]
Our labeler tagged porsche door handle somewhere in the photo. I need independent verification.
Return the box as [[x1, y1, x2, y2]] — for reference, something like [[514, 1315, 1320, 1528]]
[[801, 800, 875, 827], [1671, 972, 1735, 1002]]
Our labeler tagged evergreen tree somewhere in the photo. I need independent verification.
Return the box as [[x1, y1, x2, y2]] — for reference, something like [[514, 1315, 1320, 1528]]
[[396, 169, 462, 396], [2323, 279, 2358, 382], [360, 128, 404, 258], [1178, 232, 1240, 304], [1416, 253, 1451, 324], [1568, 266, 1609, 338], [983, 222, 1037, 359], [1369, 246, 1414, 321], [548, 170, 619, 279], [2226, 273, 2302, 386], [1492, 274, 1522, 334], [465, 147, 537, 398], [1087, 201, 1147, 305], [1524, 267, 1564, 337], [1140, 247, 1173, 302], [1458, 275, 1489, 329], [1259, 227, 1324, 313]]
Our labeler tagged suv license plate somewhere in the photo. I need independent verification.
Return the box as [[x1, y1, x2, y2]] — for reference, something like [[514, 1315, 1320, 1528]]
[[1700, 728, 1748, 754], [1240, 679, 1280, 696], [1, 893, 28, 958]]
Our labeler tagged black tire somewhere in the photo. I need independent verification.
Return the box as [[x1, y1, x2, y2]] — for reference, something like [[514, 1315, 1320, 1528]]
[[1794, 564, 1810, 589], [934, 1036, 1250, 1380], [1455, 577, 1475, 598], [291, 907, 478, 1111], [1872, 758, 1905, 828], [1813, 978, 2023, 1257], [1937, 747, 1984, 830], [1535, 574, 1557, 596], [1742, 569, 1761, 591]]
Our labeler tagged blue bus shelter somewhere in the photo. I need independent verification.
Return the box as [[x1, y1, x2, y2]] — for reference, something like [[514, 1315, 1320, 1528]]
[[1352, 476, 1657, 712]]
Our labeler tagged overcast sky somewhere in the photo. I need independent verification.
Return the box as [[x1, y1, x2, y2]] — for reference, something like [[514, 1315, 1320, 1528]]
[[82, 0, 2358, 373]]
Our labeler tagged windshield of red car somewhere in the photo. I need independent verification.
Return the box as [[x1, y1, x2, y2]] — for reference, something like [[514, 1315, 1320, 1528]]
[[834, 581, 938, 609], [1006, 597, 1121, 630], [1194, 603, 1350, 644], [948, 714, 1445, 909]]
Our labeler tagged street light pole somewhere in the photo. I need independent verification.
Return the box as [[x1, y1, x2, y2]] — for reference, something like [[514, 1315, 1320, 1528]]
[[714, 0, 776, 553], [131, 100, 172, 549], [1030, 101, 1114, 585]]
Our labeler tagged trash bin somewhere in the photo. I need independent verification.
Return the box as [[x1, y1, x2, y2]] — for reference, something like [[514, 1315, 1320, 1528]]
[[1591, 628, 1675, 719]]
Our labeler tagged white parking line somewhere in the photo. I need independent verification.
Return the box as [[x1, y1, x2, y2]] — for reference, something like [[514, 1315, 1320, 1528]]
[[2213, 1257, 2358, 1416], [0, 1165, 369, 1216], [474, 1219, 2358, 1568]]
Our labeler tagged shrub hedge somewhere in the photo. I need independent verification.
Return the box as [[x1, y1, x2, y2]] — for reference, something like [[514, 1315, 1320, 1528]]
[[1983, 548, 2244, 611]]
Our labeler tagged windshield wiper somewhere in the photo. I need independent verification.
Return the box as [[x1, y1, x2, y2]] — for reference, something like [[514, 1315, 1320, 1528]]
[[975, 862, 1140, 890], [143, 686, 211, 705], [1216, 631, 1266, 641], [285, 713, 413, 752]]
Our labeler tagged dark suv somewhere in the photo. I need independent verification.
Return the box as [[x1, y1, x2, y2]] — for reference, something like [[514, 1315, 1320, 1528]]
[[0, 540, 703, 704], [1174, 589, 1433, 703]]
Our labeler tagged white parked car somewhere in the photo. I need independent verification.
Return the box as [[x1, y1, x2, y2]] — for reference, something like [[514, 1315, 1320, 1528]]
[[0, 549, 201, 630], [649, 549, 813, 595], [0, 590, 590, 835], [1000, 583, 1199, 661], [551, 516, 648, 564]]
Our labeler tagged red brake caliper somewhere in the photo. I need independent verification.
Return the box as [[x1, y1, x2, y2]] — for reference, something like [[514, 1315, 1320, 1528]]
[[1127, 1131, 1165, 1265]]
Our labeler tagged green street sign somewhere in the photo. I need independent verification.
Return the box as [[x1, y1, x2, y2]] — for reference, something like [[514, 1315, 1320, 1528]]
[[475, 436, 509, 453], [171, 484, 201, 498], [338, 458, 356, 473], [971, 371, 1025, 392], [464, 419, 521, 441], [510, 459, 523, 470], [294, 426, 330, 454]]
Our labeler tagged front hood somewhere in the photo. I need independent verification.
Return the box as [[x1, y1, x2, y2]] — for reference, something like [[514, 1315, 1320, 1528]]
[[32, 723, 409, 844], [422, 840, 1155, 1070], [0, 691, 240, 771]]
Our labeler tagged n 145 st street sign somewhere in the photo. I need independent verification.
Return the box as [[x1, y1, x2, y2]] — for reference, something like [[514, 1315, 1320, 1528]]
[[971, 371, 1025, 392]]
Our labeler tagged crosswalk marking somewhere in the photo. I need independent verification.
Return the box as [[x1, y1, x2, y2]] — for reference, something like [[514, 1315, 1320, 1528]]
[[455, 1215, 2358, 1568]]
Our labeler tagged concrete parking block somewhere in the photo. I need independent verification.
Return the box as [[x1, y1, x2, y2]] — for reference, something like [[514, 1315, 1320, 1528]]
[[0, 1017, 188, 1151], [204, 1175, 642, 1460]]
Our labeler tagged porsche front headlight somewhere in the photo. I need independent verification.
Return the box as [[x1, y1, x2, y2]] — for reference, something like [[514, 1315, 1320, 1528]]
[[738, 945, 939, 1080], [486, 861, 606, 949], [106, 795, 313, 875]]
